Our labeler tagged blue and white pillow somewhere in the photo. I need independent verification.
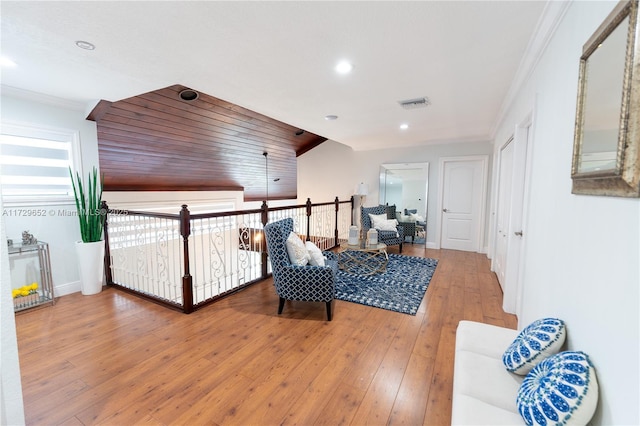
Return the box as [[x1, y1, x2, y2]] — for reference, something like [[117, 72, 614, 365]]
[[517, 351, 598, 425], [503, 318, 566, 375]]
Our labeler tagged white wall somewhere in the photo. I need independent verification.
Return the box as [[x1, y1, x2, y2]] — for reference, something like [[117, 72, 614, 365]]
[[1, 194, 26, 425], [298, 139, 494, 249], [492, 1, 639, 424], [2, 93, 100, 296]]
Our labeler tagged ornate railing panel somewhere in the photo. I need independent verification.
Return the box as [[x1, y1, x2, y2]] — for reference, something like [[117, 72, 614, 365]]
[[106, 211, 183, 307], [104, 197, 354, 313]]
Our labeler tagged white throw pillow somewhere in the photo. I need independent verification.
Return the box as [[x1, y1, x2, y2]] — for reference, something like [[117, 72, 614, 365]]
[[285, 232, 310, 266], [305, 241, 325, 266], [368, 213, 388, 228], [517, 351, 598, 425], [409, 213, 425, 222], [399, 214, 414, 223], [376, 218, 399, 232], [502, 318, 566, 375]]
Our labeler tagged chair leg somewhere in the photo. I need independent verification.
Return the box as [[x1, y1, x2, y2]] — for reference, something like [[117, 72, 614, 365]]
[[399, 243, 403, 253], [278, 297, 285, 315], [326, 300, 333, 321]]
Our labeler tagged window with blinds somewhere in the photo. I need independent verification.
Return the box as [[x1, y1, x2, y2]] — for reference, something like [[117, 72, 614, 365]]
[[0, 123, 80, 205]]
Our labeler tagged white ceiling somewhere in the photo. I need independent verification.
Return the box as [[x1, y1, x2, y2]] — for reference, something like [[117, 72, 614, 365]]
[[1, 1, 549, 151]]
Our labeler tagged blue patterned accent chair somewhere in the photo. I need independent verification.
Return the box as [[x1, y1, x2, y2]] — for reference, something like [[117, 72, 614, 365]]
[[404, 208, 427, 235], [264, 218, 338, 321], [361, 205, 404, 253]]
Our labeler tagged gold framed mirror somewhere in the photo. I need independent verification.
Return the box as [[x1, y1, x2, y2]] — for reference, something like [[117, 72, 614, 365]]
[[572, 0, 640, 197]]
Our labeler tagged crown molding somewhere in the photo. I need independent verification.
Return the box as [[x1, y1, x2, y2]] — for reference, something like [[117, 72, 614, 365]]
[[1, 84, 88, 112], [491, 0, 573, 140]]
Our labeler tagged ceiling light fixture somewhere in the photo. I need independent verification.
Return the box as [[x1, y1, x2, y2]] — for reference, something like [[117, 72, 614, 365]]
[[324, 115, 338, 121], [75, 40, 95, 50], [335, 61, 353, 74], [179, 89, 199, 101], [400, 123, 409, 130]]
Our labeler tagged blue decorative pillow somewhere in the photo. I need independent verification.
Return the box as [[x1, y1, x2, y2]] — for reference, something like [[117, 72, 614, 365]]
[[503, 318, 566, 375], [517, 351, 599, 425]]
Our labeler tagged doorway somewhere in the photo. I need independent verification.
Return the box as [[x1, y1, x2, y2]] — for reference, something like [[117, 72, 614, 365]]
[[493, 115, 532, 315], [494, 138, 515, 289], [436, 156, 488, 252]]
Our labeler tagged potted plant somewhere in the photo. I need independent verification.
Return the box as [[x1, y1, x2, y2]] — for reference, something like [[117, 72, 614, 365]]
[[70, 166, 106, 295]]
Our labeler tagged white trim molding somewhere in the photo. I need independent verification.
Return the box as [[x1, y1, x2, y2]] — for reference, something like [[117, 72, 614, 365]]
[[491, 0, 572, 140]]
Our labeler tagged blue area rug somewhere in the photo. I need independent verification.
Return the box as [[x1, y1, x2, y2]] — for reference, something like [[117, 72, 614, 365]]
[[335, 253, 438, 315]]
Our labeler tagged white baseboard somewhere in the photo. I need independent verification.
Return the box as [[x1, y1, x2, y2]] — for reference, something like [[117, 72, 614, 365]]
[[54, 280, 81, 297], [426, 242, 437, 249]]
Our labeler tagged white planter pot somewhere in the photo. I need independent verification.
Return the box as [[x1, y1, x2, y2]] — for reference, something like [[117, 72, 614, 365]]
[[75, 240, 105, 295]]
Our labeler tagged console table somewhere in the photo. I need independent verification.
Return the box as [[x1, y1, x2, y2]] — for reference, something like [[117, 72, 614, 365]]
[[9, 241, 55, 312]]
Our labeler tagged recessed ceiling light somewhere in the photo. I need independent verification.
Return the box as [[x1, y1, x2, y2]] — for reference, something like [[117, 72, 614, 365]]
[[324, 115, 338, 121], [335, 61, 353, 74], [179, 89, 199, 101], [0, 56, 17, 67], [400, 123, 409, 130], [75, 40, 95, 50]]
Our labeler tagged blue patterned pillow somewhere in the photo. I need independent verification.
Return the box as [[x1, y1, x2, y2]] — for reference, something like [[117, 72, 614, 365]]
[[503, 318, 566, 375], [517, 351, 598, 425]]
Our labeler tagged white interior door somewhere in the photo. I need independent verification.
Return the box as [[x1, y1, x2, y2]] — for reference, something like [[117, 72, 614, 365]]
[[439, 157, 487, 252], [491, 116, 531, 315], [505, 122, 531, 316], [494, 139, 515, 290]]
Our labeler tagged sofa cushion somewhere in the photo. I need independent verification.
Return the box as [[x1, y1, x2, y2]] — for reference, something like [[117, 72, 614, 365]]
[[456, 320, 520, 358], [452, 321, 523, 425], [452, 394, 525, 425], [517, 351, 598, 425], [503, 318, 566, 375], [454, 350, 524, 413]]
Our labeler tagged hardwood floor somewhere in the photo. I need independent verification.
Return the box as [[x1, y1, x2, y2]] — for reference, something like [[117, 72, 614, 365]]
[[15, 245, 516, 426]]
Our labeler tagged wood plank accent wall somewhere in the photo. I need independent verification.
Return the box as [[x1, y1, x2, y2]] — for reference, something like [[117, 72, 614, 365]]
[[87, 85, 327, 201]]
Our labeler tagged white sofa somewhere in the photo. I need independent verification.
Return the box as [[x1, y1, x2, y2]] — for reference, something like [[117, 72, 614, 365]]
[[451, 320, 524, 425]]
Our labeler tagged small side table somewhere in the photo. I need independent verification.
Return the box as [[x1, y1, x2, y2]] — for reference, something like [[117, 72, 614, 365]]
[[9, 241, 55, 312]]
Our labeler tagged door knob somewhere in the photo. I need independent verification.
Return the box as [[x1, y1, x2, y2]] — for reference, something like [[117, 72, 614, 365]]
[[443, 208, 449, 212]]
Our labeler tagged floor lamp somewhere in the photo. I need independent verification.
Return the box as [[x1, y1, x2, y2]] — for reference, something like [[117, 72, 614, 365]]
[[356, 182, 369, 207], [356, 183, 369, 236]]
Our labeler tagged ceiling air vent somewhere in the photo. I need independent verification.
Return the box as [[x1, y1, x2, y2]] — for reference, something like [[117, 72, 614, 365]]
[[398, 97, 430, 110]]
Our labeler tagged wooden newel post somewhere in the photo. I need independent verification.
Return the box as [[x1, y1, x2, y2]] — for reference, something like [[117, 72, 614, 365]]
[[101, 201, 113, 286], [305, 198, 312, 241], [334, 196, 340, 247], [261, 201, 269, 279], [179, 204, 194, 314]]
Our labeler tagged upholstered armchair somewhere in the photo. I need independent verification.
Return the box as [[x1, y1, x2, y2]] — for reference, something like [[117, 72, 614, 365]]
[[361, 205, 404, 253], [399, 220, 417, 243], [404, 208, 426, 236], [264, 218, 338, 321]]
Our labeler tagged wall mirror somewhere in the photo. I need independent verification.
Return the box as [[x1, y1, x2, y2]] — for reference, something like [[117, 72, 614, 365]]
[[572, 0, 640, 197], [379, 162, 429, 245]]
